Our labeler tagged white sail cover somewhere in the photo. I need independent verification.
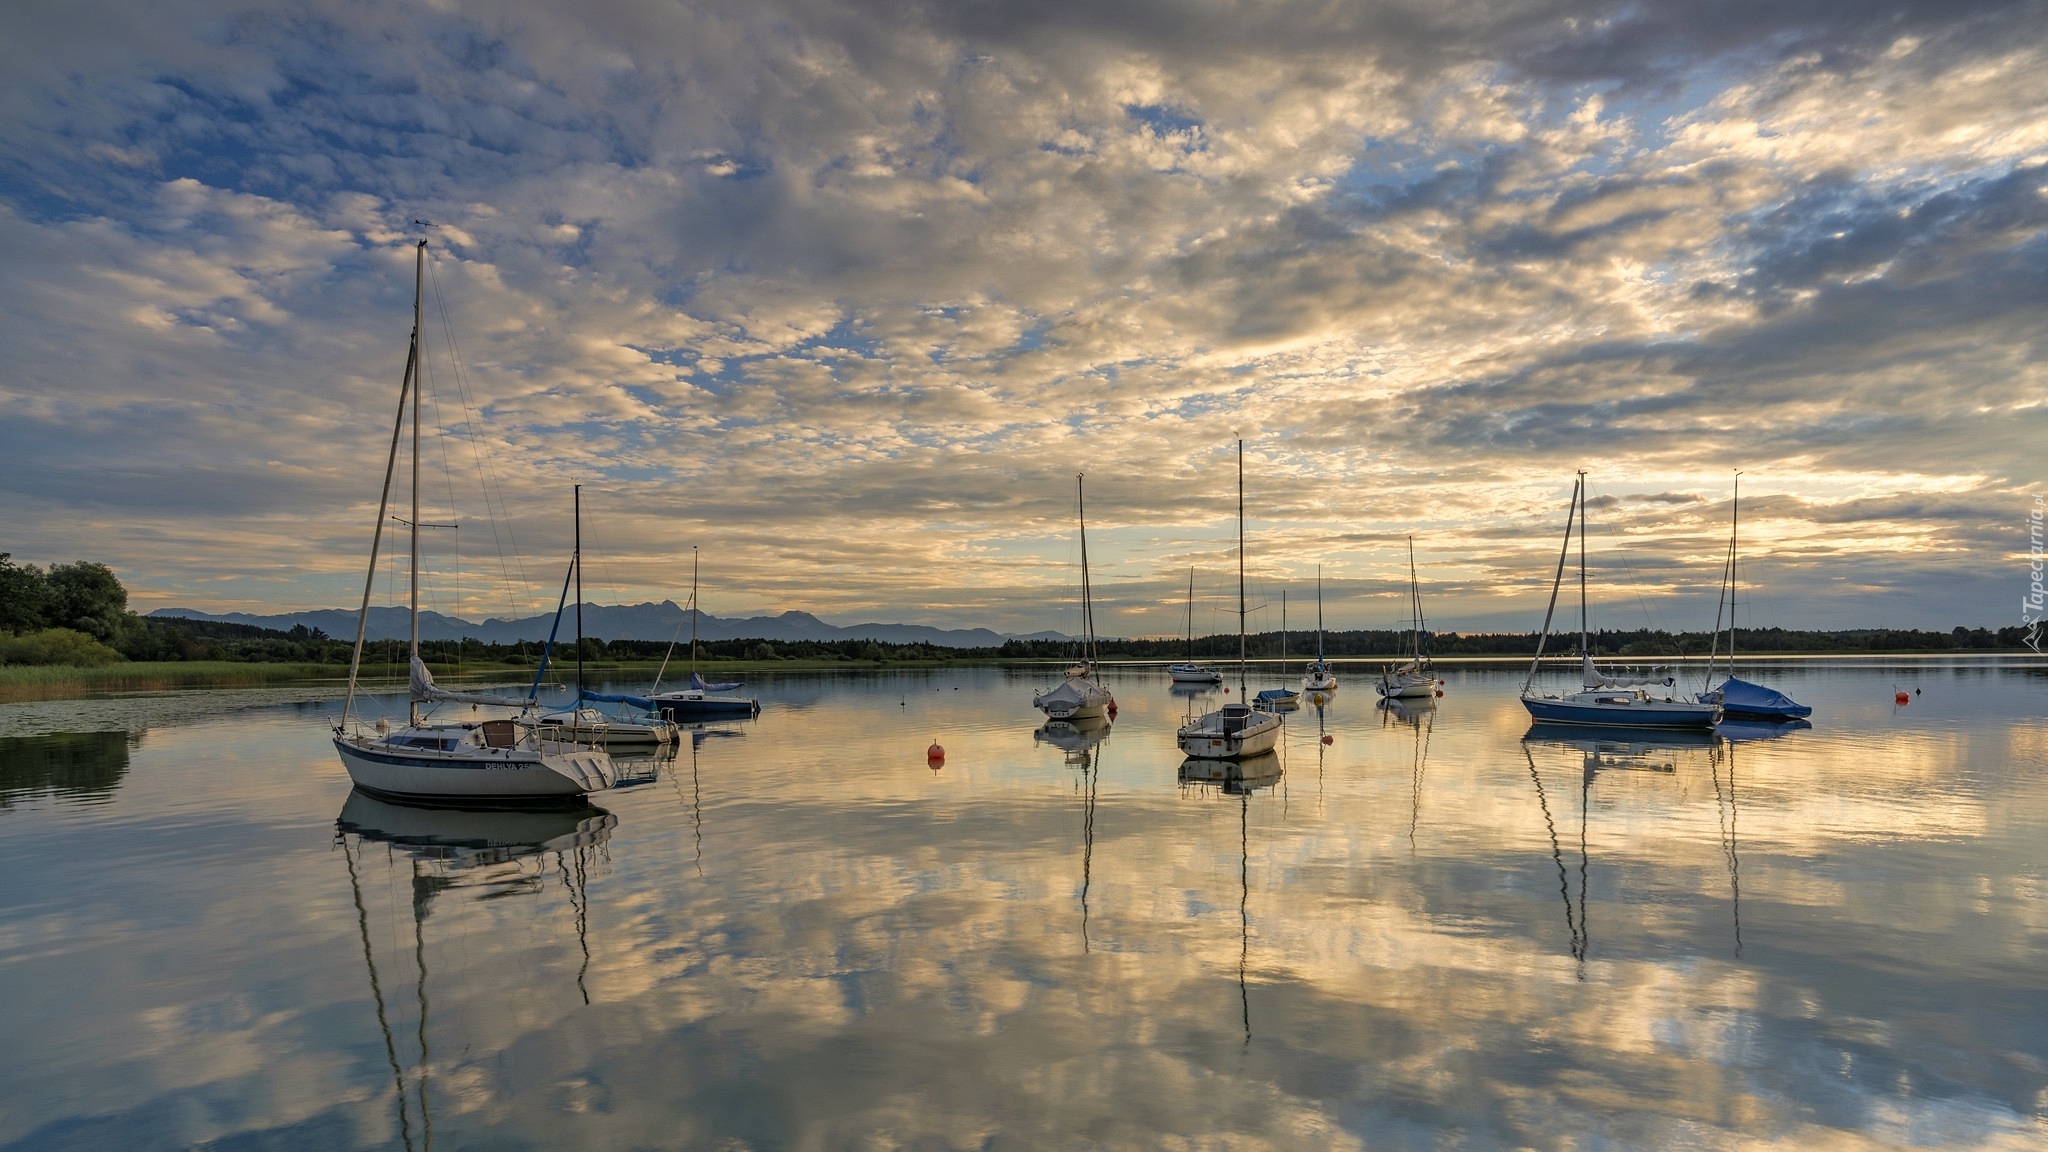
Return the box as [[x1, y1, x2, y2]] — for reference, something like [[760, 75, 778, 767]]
[[410, 656, 536, 708], [1581, 654, 1674, 689], [1035, 678, 1112, 711]]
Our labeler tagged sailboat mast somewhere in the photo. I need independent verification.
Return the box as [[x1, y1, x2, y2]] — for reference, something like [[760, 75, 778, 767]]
[[408, 240, 425, 727], [1077, 474, 1096, 667], [1409, 536, 1421, 659], [1522, 475, 1581, 695], [338, 290, 418, 732], [1316, 565, 1324, 662], [574, 484, 583, 703], [1237, 440, 1247, 696], [1282, 590, 1288, 666], [1186, 567, 1196, 663], [1729, 471, 1741, 681], [1577, 470, 1589, 659], [689, 547, 699, 677]]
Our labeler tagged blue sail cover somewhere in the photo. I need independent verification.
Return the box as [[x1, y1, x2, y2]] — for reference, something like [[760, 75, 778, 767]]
[[579, 689, 657, 711], [691, 672, 744, 693], [1717, 676, 1812, 719]]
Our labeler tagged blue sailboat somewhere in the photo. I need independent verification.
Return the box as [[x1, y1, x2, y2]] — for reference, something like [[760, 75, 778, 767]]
[[648, 547, 762, 718], [1695, 473, 1812, 721]]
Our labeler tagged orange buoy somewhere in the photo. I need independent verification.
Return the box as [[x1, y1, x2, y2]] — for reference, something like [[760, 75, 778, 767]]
[[1107, 700, 1118, 719], [1894, 691, 1910, 706], [926, 739, 946, 766], [1321, 734, 1333, 746]]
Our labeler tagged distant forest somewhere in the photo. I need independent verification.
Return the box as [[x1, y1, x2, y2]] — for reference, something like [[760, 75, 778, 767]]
[[0, 553, 2035, 667]]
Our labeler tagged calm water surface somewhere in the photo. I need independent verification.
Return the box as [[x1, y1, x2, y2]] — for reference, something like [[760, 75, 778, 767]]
[[2, 661, 2046, 1150]]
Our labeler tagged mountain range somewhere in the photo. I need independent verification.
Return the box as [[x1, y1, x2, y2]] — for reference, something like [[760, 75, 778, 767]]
[[148, 602, 1074, 649]]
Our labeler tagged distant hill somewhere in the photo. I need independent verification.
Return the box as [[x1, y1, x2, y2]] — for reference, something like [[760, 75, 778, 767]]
[[148, 602, 1069, 649]]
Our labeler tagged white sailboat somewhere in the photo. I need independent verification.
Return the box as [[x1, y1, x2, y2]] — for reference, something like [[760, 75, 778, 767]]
[[331, 240, 617, 800], [1519, 473, 1720, 729], [1375, 537, 1441, 699], [1301, 566, 1337, 692], [1034, 475, 1116, 722], [1178, 442, 1284, 760], [534, 486, 680, 748], [1168, 567, 1224, 684]]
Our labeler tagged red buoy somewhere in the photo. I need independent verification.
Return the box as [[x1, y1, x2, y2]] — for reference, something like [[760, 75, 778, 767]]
[[1436, 688, 1444, 697], [1894, 691, 1910, 706], [1107, 699, 1118, 719], [1321, 734, 1333, 746], [926, 740, 946, 767]]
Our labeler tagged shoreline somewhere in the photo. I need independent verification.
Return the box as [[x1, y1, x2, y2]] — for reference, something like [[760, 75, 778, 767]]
[[3, 649, 2040, 703]]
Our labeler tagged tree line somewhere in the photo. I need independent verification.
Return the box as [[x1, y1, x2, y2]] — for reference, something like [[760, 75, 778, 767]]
[[1, 552, 2035, 667]]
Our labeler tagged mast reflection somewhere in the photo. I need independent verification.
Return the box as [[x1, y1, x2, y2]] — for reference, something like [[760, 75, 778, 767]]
[[334, 790, 616, 1148], [1179, 751, 1282, 1047], [1521, 726, 1708, 977]]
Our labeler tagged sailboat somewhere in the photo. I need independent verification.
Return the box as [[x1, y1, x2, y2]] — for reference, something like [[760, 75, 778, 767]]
[[1695, 473, 1812, 721], [331, 240, 617, 800], [1518, 473, 1720, 728], [1168, 568, 1224, 684], [1253, 590, 1300, 710], [534, 486, 680, 747], [1178, 442, 1285, 759], [1375, 537, 1440, 699], [649, 547, 762, 717], [1034, 475, 1117, 721], [1301, 566, 1337, 692]]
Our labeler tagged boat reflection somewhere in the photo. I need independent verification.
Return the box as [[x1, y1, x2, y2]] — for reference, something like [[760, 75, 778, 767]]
[[1521, 728, 1721, 976], [1036, 716, 1112, 761], [335, 790, 617, 1152], [1177, 750, 1281, 1046], [1718, 717, 1812, 742], [1177, 750, 1283, 794], [1379, 695, 1436, 728]]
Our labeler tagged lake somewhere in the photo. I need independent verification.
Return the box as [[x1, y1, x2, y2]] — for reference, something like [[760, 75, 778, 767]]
[[2, 659, 2045, 1150]]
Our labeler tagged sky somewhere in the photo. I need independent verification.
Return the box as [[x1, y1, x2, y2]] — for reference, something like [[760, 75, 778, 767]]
[[1, 0, 2043, 638]]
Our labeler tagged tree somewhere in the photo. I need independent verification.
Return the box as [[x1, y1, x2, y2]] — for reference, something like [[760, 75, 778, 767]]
[[0, 554, 50, 634], [44, 562, 128, 641]]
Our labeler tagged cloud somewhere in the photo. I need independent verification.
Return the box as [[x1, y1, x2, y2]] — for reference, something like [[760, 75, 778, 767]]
[[1, 0, 2043, 631]]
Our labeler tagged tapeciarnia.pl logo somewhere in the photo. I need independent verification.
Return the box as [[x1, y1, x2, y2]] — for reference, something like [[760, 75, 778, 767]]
[[2026, 495, 2045, 654]]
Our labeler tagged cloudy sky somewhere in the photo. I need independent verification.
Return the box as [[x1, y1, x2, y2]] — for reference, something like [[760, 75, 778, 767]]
[[2, 0, 2043, 636]]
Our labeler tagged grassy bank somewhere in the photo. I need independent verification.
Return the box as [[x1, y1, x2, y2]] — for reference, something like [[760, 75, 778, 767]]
[[0, 655, 987, 703]]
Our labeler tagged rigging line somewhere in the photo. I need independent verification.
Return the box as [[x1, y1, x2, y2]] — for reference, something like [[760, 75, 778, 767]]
[[424, 255, 530, 617], [341, 834, 418, 1152]]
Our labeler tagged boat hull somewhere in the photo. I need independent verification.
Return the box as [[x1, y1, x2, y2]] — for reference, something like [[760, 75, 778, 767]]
[[1302, 675, 1338, 692], [1036, 699, 1110, 721], [651, 695, 762, 718], [334, 736, 616, 800], [1519, 694, 1719, 729], [1168, 664, 1224, 684], [1177, 711, 1283, 760]]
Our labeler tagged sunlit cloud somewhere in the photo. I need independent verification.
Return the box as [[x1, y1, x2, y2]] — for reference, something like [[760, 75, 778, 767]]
[[1, 0, 2042, 634]]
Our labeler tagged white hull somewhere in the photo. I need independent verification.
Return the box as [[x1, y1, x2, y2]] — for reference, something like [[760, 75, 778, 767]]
[[1177, 704, 1283, 760], [1375, 677, 1438, 699], [1034, 677, 1114, 721], [536, 709, 677, 747], [1302, 674, 1338, 692], [1169, 664, 1224, 684], [335, 733, 615, 800]]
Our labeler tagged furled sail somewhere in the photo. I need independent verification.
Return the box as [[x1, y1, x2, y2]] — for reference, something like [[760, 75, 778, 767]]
[[578, 688, 658, 711], [1580, 654, 1674, 689], [690, 672, 744, 693], [410, 656, 536, 708]]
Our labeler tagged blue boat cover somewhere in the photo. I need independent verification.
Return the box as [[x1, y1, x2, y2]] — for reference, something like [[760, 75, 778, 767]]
[[1253, 688, 1298, 702], [690, 672, 744, 693], [579, 689, 657, 711], [1717, 676, 1812, 719]]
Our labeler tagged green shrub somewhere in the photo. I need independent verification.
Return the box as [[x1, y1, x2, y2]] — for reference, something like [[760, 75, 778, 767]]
[[0, 628, 128, 667]]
